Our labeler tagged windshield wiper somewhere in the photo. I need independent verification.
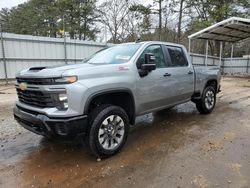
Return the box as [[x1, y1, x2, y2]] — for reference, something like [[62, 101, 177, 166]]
[[88, 62, 108, 65]]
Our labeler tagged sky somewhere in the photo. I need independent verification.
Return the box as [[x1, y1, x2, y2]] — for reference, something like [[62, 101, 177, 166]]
[[0, 0, 27, 9], [0, 0, 152, 10], [0, 0, 151, 9]]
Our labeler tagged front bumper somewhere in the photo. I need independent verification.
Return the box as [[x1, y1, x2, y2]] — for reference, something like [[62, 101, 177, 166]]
[[14, 105, 88, 138]]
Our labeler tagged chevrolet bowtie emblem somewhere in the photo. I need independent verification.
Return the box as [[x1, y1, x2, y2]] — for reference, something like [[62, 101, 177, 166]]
[[19, 82, 27, 91]]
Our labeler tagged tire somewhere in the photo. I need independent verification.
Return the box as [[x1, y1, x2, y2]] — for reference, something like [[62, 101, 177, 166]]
[[86, 105, 130, 157], [196, 86, 216, 114]]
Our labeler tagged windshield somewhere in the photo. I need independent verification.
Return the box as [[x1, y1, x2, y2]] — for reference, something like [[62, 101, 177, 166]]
[[84, 44, 141, 64]]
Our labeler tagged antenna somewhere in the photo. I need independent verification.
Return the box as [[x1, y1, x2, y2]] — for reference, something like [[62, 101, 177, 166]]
[[135, 38, 141, 43]]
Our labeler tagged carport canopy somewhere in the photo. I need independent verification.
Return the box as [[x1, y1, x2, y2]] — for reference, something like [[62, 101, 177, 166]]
[[188, 17, 250, 42], [188, 17, 250, 66]]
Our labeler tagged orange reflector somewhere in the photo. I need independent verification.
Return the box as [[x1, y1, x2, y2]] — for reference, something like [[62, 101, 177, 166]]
[[67, 76, 77, 83]]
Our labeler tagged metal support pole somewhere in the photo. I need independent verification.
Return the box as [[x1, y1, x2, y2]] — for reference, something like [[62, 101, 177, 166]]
[[205, 40, 209, 66], [63, 15, 67, 64], [247, 46, 250, 74], [247, 56, 250, 74], [0, 24, 8, 84], [104, 25, 107, 46], [219, 42, 223, 73], [231, 43, 234, 61], [188, 38, 191, 53]]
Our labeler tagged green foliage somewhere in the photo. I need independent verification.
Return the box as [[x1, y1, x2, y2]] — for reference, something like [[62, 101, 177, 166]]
[[0, 8, 11, 31], [0, 0, 99, 40], [57, 0, 99, 40], [0, 0, 249, 46], [129, 4, 151, 33]]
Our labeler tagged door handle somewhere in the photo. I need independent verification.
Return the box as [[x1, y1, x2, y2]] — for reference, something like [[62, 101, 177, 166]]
[[163, 73, 171, 77], [188, 71, 194, 75]]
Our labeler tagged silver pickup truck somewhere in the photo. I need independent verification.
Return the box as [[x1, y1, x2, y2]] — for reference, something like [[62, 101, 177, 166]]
[[14, 41, 221, 157]]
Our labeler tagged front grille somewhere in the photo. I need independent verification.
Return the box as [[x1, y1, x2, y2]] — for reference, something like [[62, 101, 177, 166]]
[[16, 77, 56, 85], [16, 88, 56, 108]]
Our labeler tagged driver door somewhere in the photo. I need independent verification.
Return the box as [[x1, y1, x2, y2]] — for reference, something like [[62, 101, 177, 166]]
[[135, 44, 178, 115]]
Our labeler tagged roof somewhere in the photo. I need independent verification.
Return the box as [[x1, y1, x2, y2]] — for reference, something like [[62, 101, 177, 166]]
[[121, 41, 186, 48], [188, 17, 250, 43]]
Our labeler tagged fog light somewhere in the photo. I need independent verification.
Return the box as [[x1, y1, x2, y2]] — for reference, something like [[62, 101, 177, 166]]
[[57, 94, 68, 110], [63, 102, 69, 109], [59, 94, 67, 101]]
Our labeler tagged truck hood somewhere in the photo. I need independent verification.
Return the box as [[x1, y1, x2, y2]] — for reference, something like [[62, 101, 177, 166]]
[[16, 63, 132, 80], [16, 63, 98, 78]]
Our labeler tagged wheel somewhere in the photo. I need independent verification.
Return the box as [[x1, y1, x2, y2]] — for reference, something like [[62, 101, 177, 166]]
[[86, 105, 130, 157], [196, 86, 216, 114]]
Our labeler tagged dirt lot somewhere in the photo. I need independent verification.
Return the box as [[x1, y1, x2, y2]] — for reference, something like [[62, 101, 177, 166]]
[[0, 77, 250, 188]]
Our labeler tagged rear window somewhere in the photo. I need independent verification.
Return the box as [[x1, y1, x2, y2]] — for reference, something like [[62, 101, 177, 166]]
[[165, 46, 188, 67]]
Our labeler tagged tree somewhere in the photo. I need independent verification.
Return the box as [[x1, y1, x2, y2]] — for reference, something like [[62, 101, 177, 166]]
[[151, 0, 163, 40], [57, 0, 99, 40], [0, 0, 99, 40], [98, 0, 130, 43], [0, 0, 59, 37], [0, 0, 249, 47], [31, 0, 59, 37], [0, 8, 11, 32], [177, 0, 184, 43], [79, 0, 99, 40], [128, 4, 151, 40]]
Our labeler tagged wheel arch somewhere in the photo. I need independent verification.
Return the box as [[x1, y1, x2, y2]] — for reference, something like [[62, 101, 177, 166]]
[[84, 89, 136, 125], [192, 79, 218, 102], [205, 79, 218, 92]]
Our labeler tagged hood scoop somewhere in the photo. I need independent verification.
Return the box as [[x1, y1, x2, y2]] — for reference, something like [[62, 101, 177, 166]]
[[29, 66, 47, 71]]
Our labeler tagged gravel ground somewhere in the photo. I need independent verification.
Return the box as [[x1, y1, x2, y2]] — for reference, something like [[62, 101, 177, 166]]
[[0, 77, 250, 188]]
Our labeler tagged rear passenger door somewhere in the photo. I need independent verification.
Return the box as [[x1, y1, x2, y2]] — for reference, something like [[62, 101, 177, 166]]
[[162, 45, 195, 103]]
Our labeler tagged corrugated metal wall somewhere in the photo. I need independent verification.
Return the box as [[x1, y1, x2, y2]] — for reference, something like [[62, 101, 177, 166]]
[[0, 33, 107, 79], [190, 53, 250, 75], [190, 53, 221, 66], [223, 58, 250, 74]]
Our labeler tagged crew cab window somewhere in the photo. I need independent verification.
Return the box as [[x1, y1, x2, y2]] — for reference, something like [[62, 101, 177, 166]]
[[138, 45, 166, 68], [166, 46, 188, 67]]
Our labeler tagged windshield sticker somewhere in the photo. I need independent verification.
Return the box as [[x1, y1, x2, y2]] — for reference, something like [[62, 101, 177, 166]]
[[115, 55, 130, 61]]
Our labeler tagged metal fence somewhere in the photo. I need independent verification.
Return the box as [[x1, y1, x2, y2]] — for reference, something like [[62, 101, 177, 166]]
[[190, 53, 221, 66], [222, 58, 250, 75], [0, 32, 107, 80], [1, 32, 250, 81], [190, 53, 250, 75]]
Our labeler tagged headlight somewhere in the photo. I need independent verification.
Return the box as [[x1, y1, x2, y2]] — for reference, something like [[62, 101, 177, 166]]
[[54, 76, 77, 84], [57, 93, 68, 110]]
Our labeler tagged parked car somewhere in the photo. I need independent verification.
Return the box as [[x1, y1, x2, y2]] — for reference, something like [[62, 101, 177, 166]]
[[14, 41, 221, 157]]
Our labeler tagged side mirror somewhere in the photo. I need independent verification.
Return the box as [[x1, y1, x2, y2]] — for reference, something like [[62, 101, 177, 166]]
[[141, 63, 156, 71], [141, 53, 156, 71], [138, 53, 157, 77], [145, 53, 156, 64]]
